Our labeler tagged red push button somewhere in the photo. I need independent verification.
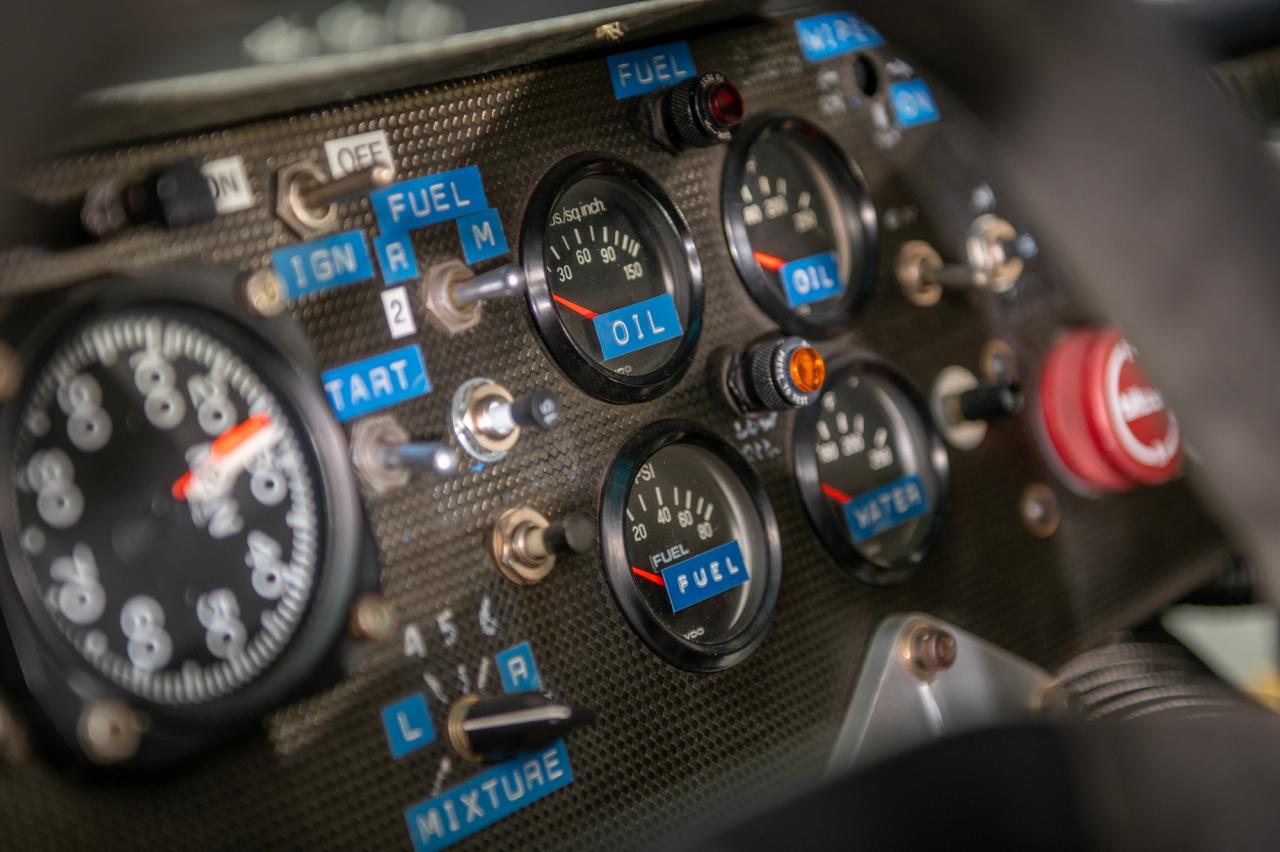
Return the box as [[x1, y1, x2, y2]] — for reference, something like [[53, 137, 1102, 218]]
[[1039, 328, 1181, 492]]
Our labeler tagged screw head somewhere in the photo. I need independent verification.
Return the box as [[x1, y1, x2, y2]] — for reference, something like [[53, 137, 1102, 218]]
[[1021, 483, 1060, 538], [78, 700, 142, 765], [349, 594, 397, 642], [905, 626, 958, 679], [241, 269, 287, 317]]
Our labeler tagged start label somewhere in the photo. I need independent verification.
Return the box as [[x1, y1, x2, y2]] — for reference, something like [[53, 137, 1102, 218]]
[[843, 473, 928, 543], [662, 539, 749, 613], [404, 741, 574, 852], [321, 344, 431, 422]]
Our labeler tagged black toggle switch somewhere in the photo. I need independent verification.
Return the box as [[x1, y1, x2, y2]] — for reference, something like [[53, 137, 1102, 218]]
[[82, 161, 218, 238], [507, 389, 561, 433], [377, 441, 461, 476], [944, 378, 1025, 424], [648, 71, 745, 152], [448, 692, 595, 763]]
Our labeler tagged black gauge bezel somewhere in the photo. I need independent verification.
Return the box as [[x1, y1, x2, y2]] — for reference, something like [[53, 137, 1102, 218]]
[[0, 268, 364, 764], [599, 420, 782, 672], [721, 112, 879, 338], [793, 352, 950, 585], [521, 153, 705, 404]]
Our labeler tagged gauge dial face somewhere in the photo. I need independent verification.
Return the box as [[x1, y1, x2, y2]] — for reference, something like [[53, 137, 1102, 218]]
[[723, 115, 877, 337], [7, 312, 325, 706], [601, 423, 780, 671], [794, 356, 948, 584], [524, 157, 703, 403]]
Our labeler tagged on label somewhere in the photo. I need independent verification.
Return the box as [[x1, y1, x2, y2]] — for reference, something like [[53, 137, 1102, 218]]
[[381, 287, 418, 340], [370, 166, 488, 234], [200, 156, 254, 214], [889, 80, 941, 128], [325, 130, 394, 179]]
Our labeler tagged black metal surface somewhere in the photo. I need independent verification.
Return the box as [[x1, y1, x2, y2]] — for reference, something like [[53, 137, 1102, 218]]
[[0, 16, 1227, 851]]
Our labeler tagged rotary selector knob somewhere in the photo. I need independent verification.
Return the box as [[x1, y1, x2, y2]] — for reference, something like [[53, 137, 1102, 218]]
[[1039, 328, 1181, 491]]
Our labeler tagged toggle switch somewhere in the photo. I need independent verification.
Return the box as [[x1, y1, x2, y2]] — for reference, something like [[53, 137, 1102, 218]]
[[350, 415, 459, 494], [422, 260, 527, 334], [897, 214, 1036, 306], [942, 378, 1025, 424], [490, 506, 594, 585], [80, 161, 218, 239], [714, 336, 825, 415], [451, 378, 561, 463], [276, 161, 395, 237], [448, 692, 595, 764], [648, 71, 745, 153]]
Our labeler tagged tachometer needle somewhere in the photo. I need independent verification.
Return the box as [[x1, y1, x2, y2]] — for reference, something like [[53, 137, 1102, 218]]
[[172, 412, 279, 502], [631, 565, 665, 587], [821, 482, 853, 505], [553, 294, 600, 319], [753, 251, 786, 271]]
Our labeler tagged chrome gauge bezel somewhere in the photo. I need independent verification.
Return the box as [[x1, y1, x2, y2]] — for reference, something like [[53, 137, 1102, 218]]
[[599, 420, 782, 672], [721, 113, 879, 338], [521, 153, 705, 404], [0, 269, 364, 764], [792, 352, 950, 585]]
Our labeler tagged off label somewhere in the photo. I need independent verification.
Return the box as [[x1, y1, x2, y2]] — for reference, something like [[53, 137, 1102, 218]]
[[325, 130, 394, 179]]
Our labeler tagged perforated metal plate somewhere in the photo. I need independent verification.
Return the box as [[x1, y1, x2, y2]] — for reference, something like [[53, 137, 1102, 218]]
[[0, 15, 1225, 851]]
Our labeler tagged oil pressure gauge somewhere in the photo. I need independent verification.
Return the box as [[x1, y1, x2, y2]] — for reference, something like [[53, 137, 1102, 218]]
[[722, 114, 878, 338], [522, 155, 704, 403], [793, 354, 948, 585], [600, 421, 781, 672]]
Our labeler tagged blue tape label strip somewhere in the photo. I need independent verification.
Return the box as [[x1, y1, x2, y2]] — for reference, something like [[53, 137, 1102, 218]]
[[794, 13, 884, 62], [375, 234, 419, 285], [321, 344, 431, 422], [662, 539, 749, 613], [371, 166, 488, 234], [606, 41, 696, 99], [889, 80, 941, 128], [843, 473, 929, 543], [271, 230, 375, 299], [495, 641, 541, 693], [404, 741, 574, 852], [380, 693, 437, 759], [593, 293, 683, 361], [457, 208, 509, 265], [781, 250, 844, 308]]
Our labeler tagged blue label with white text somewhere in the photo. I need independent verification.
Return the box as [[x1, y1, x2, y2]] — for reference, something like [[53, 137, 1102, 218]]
[[371, 166, 488, 234], [889, 80, 941, 128], [271, 230, 375, 299], [794, 13, 884, 62], [457, 208, 509, 265], [781, 251, 844, 308], [495, 641, 541, 693], [662, 539, 749, 613], [606, 41, 696, 99], [375, 233, 419, 284], [592, 293, 683, 361], [321, 344, 431, 422], [404, 741, 574, 852], [843, 474, 929, 543]]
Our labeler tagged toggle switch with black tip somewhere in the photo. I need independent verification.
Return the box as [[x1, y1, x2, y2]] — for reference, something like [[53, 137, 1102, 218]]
[[448, 692, 595, 764]]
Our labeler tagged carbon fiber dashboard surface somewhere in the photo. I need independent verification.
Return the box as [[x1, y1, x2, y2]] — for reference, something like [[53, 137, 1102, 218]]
[[0, 12, 1226, 851]]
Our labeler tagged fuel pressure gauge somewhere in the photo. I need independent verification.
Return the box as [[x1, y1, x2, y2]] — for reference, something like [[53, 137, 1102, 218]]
[[793, 354, 948, 585], [722, 114, 878, 337], [600, 421, 781, 672], [523, 155, 704, 403]]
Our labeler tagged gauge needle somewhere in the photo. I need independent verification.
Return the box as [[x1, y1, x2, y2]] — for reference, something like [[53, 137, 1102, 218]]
[[753, 251, 787, 271], [821, 483, 853, 505], [631, 565, 665, 587], [172, 412, 279, 502], [552, 294, 599, 319]]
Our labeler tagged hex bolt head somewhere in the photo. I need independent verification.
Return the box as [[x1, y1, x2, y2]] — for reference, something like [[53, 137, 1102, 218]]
[[78, 700, 143, 765], [904, 626, 958, 680], [241, 269, 287, 317], [349, 593, 397, 642]]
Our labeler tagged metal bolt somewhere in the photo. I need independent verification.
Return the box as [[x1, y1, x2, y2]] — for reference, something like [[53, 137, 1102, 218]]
[[980, 339, 1017, 383], [904, 626, 957, 679], [349, 593, 397, 642], [78, 699, 143, 765], [0, 340, 21, 402], [241, 269, 287, 317], [1021, 483, 1060, 538]]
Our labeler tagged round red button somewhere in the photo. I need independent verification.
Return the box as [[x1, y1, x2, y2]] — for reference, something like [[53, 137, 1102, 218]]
[[1039, 328, 1181, 492]]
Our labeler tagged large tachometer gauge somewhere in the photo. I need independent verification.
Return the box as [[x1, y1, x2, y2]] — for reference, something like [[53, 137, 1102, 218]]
[[0, 292, 362, 762], [600, 421, 781, 672]]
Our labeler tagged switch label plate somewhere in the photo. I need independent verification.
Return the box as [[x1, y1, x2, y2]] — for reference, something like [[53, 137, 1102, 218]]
[[271, 230, 376, 299], [592, 293, 683, 361], [662, 539, 750, 613], [781, 251, 844, 308], [321, 343, 431, 422], [606, 41, 696, 99], [889, 80, 941, 128], [381, 693, 437, 759], [843, 473, 929, 543], [794, 13, 884, 62]]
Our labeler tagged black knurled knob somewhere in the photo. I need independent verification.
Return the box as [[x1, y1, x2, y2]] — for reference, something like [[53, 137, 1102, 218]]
[[661, 72, 745, 150]]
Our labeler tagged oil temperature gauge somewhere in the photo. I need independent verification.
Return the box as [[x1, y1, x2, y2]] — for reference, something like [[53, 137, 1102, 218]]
[[793, 354, 948, 585], [722, 114, 877, 338], [600, 421, 781, 672]]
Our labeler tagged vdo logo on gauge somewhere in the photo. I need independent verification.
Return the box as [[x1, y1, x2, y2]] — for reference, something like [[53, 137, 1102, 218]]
[[600, 422, 782, 672], [522, 155, 705, 404]]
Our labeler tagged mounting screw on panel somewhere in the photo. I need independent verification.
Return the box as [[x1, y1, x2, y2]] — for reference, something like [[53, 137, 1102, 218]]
[[902, 626, 957, 680], [348, 593, 397, 642], [240, 269, 288, 317], [78, 699, 143, 765], [0, 340, 21, 402], [1021, 483, 1060, 538], [980, 339, 1018, 383]]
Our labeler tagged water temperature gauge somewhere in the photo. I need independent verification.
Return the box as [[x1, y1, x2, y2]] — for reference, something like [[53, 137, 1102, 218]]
[[793, 354, 948, 585], [600, 421, 781, 672]]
